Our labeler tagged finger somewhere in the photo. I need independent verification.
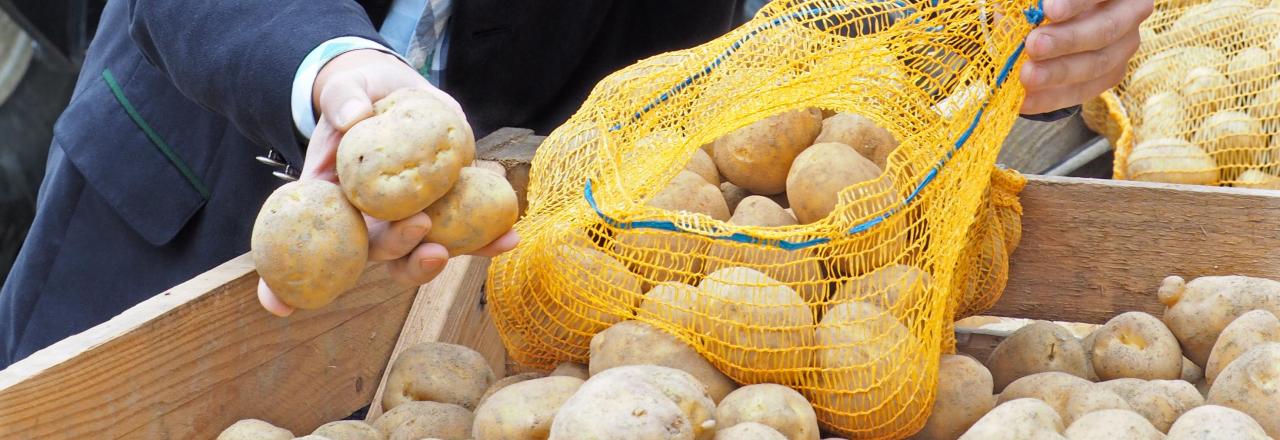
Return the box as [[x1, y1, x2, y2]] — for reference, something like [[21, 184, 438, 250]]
[[387, 242, 450, 286], [468, 230, 521, 257], [1021, 29, 1139, 90], [368, 212, 433, 261], [1042, 0, 1107, 23], [300, 119, 342, 182], [257, 279, 296, 317], [1020, 62, 1127, 114], [318, 69, 375, 132], [1027, 0, 1152, 61]]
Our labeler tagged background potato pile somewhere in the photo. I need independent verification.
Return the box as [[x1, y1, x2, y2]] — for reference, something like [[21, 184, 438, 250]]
[[1119, 0, 1280, 188], [251, 89, 519, 310]]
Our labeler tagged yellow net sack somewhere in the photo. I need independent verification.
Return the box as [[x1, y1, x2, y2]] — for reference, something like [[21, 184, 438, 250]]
[[1085, 0, 1280, 188], [486, 0, 1043, 437]]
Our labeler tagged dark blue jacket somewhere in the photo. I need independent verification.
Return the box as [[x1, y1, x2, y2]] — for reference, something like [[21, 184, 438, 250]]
[[0, 0, 740, 369]]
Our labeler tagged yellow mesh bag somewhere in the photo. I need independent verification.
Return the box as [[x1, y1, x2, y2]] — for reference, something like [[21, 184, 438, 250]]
[[486, 0, 1044, 437], [1084, 0, 1280, 188]]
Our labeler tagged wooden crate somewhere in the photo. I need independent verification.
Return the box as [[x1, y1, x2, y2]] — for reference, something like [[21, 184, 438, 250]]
[[3, 128, 1278, 439]]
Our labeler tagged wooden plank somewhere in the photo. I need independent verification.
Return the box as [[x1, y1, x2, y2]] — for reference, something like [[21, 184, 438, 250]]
[[0, 256, 418, 439], [996, 176, 1280, 324], [476, 127, 537, 217], [364, 255, 504, 422], [997, 114, 1099, 174]]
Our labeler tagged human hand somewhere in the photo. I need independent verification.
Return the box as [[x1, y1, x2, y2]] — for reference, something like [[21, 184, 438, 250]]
[[257, 50, 519, 317], [1019, 0, 1153, 115]]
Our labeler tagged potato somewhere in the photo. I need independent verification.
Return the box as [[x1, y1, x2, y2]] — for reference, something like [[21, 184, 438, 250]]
[[551, 365, 717, 440], [312, 421, 382, 440], [1181, 67, 1230, 115], [715, 384, 820, 440], [1088, 312, 1182, 380], [536, 242, 644, 358], [987, 322, 1090, 392], [1159, 275, 1280, 367], [638, 281, 707, 331], [1206, 310, 1280, 385], [1181, 358, 1203, 384], [479, 372, 545, 407], [251, 180, 369, 310], [957, 398, 1065, 440], [712, 108, 823, 195], [998, 372, 1093, 418], [1206, 343, 1280, 436], [698, 267, 813, 383], [1127, 48, 1211, 105], [1168, 0, 1255, 47], [721, 182, 752, 212], [1098, 379, 1204, 433], [1249, 79, 1280, 122], [705, 197, 825, 304], [716, 423, 788, 440], [374, 401, 473, 439], [420, 167, 518, 255], [913, 355, 995, 440], [615, 170, 727, 286], [1080, 332, 1101, 382], [688, 148, 721, 185], [1193, 111, 1265, 175], [812, 113, 899, 169], [381, 342, 495, 412], [810, 301, 925, 439], [786, 142, 885, 225], [337, 88, 474, 221], [1063, 386, 1133, 427], [1064, 409, 1162, 440], [1228, 47, 1270, 93], [471, 376, 583, 440], [294, 436, 330, 440], [1125, 138, 1219, 185], [589, 320, 738, 403], [1237, 169, 1280, 189], [550, 362, 589, 380], [1166, 404, 1270, 440], [831, 264, 930, 322], [1136, 92, 1187, 143], [217, 419, 293, 440]]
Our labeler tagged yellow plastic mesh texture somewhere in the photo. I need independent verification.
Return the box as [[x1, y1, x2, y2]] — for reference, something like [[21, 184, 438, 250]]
[[486, 0, 1041, 437], [1091, 0, 1280, 188]]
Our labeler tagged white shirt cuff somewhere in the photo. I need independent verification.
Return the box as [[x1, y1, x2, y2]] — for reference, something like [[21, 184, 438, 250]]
[[291, 36, 407, 139]]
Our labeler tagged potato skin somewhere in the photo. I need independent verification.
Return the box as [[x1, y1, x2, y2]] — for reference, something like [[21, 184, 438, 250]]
[[1089, 312, 1183, 380], [720, 182, 752, 213], [913, 355, 995, 440], [615, 170, 727, 287], [383, 402, 474, 440], [957, 398, 1065, 440], [550, 365, 715, 440], [312, 420, 382, 440], [712, 108, 823, 195], [786, 142, 884, 225], [716, 422, 789, 440], [1099, 379, 1204, 433], [251, 179, 369, 310], [705, 197, 825, 304], [1159, 275, 1280, 367], [698, 267, 814, 384], [1206, 343, 1280, 437], [638, 281, 707, 331], [687, 148, 721, 185], [589, 320, 738, 403], [832, 265, 931, 322], [551, 362, 589, 381], [422, 167, 518, 255], [715, 384, 820, 440], [1063, 386, 1133, 427], [812, 113, 899, 169], [536, 243, 644, 359], [471, 376, 584, 440], [1125, 138, 1218, 185], [380, 342, 496, 412], [1205, 309, 1280, 386], [987, 322, 1090, 392], [1064, 409, 1162, 440], [998, 372, 1093, 419], [217, 419, 294, 440], [1166, 404, 1270, 440], [478, 372, 545, 407], [337, 88, 475, 221]]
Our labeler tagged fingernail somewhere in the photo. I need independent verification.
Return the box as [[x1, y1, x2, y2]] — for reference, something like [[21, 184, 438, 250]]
[[337, 101, 365, 128], [402, 226, 425, 241], [420, 258, 445, 270]]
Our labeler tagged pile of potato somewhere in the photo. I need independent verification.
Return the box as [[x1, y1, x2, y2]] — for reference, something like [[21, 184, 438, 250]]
[[1122, 0, 1280, 188], [939, 274, 1280, 439], [251, 89, 520, 309]]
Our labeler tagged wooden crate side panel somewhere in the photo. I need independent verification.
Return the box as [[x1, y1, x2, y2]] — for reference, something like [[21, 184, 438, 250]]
[[0, 256, 417, 439]]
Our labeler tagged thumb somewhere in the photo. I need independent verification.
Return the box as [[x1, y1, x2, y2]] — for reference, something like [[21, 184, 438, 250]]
[[318, 70, 375, 132]]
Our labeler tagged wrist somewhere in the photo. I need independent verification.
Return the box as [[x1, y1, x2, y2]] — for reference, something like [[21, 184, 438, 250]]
[[291, 37, 405, 139], [313, 49, 410, 110]]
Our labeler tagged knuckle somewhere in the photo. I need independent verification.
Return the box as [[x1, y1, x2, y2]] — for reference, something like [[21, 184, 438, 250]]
[[1136, 0, 1154, 20]]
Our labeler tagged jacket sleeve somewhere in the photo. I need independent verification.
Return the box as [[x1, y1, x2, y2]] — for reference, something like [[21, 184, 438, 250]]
[[124, 0, 387, 160]]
